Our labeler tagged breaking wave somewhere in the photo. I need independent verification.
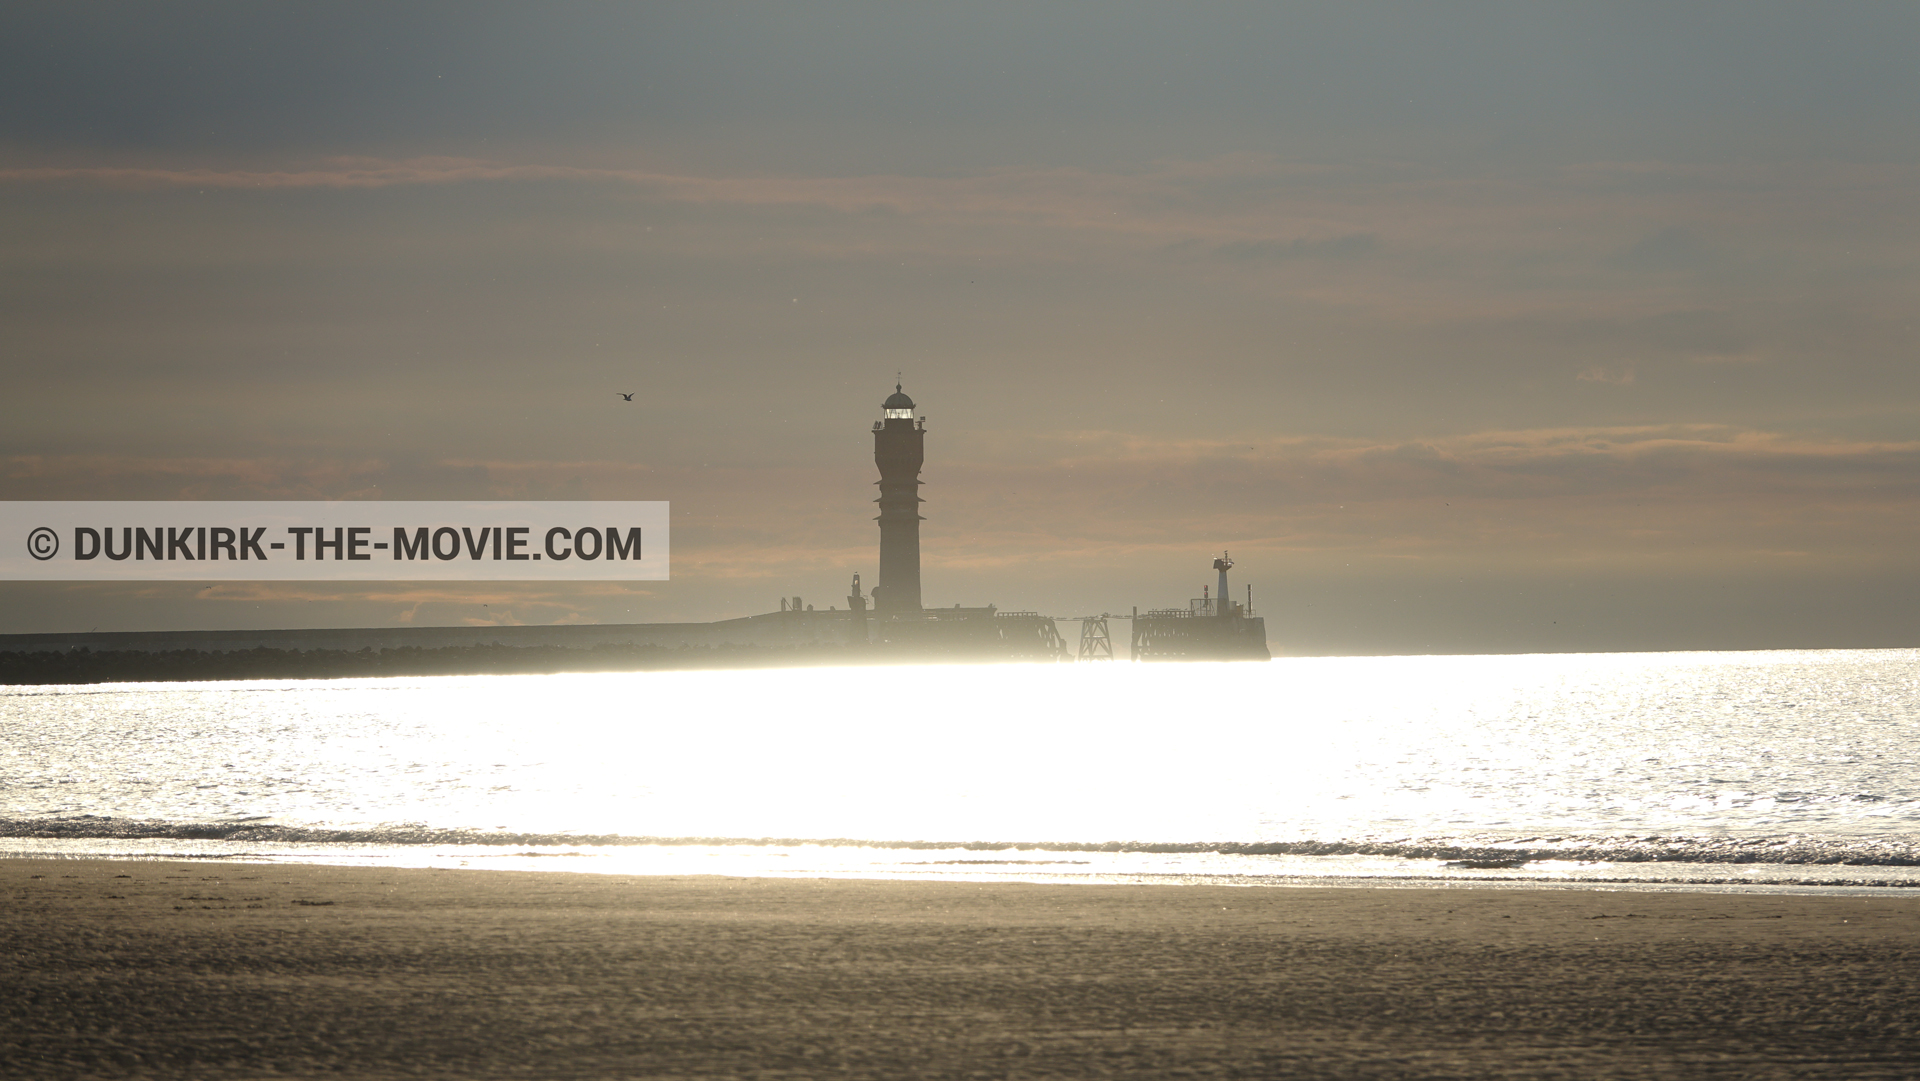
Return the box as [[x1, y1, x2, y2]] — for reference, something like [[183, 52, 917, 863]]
[[5, 817, 1918, 868]]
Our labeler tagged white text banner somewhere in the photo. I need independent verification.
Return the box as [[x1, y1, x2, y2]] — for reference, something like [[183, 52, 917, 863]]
[[0, 502, 668, 581]]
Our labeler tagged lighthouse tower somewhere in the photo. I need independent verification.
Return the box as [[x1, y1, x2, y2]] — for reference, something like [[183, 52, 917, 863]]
[[872, 382, 925, 613]]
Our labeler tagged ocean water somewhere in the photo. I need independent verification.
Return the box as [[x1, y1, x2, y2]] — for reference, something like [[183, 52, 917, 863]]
[[3, 649, 1918, 894]]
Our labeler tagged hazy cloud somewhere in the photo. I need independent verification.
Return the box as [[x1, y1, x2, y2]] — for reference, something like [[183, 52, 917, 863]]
[[5, 4, 1919, 651]]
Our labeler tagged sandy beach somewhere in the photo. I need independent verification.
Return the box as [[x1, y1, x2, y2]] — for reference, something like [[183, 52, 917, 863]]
[[5, 859, 1919, 1079]]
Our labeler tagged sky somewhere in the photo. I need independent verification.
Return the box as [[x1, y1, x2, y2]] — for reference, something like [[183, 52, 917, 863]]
[[3, 2, 1918, 654]]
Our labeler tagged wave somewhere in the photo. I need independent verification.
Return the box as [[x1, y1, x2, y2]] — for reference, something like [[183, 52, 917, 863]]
[[5, 817, 1919, 867]]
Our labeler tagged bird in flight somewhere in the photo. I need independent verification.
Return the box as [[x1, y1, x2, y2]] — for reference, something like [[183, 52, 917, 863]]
[[619, 393, 634, 401]]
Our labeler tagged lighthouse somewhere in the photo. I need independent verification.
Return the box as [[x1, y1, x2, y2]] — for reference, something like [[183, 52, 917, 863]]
[[871, 382, 925, 613]]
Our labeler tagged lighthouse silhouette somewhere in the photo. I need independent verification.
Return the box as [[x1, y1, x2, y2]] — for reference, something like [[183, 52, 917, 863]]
[[871, 382, 924, 613]]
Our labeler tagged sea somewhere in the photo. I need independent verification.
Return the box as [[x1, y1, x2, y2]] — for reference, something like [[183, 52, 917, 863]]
[[4, 649, 1918, 895]]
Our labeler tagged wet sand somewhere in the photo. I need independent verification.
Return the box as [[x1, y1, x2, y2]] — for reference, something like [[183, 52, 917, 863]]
[[6, 859, 1920, 1079]]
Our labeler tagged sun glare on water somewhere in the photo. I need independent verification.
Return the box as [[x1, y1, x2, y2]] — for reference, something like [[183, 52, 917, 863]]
[[7, 649, 1916, 854]]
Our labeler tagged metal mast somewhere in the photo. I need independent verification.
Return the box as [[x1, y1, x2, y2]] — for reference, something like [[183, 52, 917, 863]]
[[1077, 614, 1114, 660]]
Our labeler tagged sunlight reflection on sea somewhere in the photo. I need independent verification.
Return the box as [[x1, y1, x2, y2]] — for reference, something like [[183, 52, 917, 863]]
[[4, 649, 1918, 890]]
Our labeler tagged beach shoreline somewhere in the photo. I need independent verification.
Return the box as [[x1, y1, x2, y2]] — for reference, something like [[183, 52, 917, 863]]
[[7, 858, 1920, 1079]]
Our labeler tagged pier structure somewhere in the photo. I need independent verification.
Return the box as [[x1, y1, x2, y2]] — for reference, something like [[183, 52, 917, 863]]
[[1129, 553, 1271, 661], [846, 572, 870, 643], [1077, 615, 1115, 661]]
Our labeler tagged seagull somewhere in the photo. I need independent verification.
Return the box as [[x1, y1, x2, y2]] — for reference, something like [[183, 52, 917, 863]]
[[619, 393, 634, 401]]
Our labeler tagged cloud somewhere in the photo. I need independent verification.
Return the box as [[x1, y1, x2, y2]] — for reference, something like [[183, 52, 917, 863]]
[[6, 150, 1919, 628], [1612, 226, 1713, 273], [39, 421, 1899, 585], [1209, 233, 1379, 262], [0, 156, 1176, 227], [7, 424, 1917, 634], [5, 154, 1915, 360], [1576, 364, 1636, 385], [9, 153, 1913, 241], [905, 425, 1920, 577]]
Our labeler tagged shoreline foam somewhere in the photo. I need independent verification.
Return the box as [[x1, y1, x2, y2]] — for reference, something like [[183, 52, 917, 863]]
[[8, 817, 1918, 864]]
